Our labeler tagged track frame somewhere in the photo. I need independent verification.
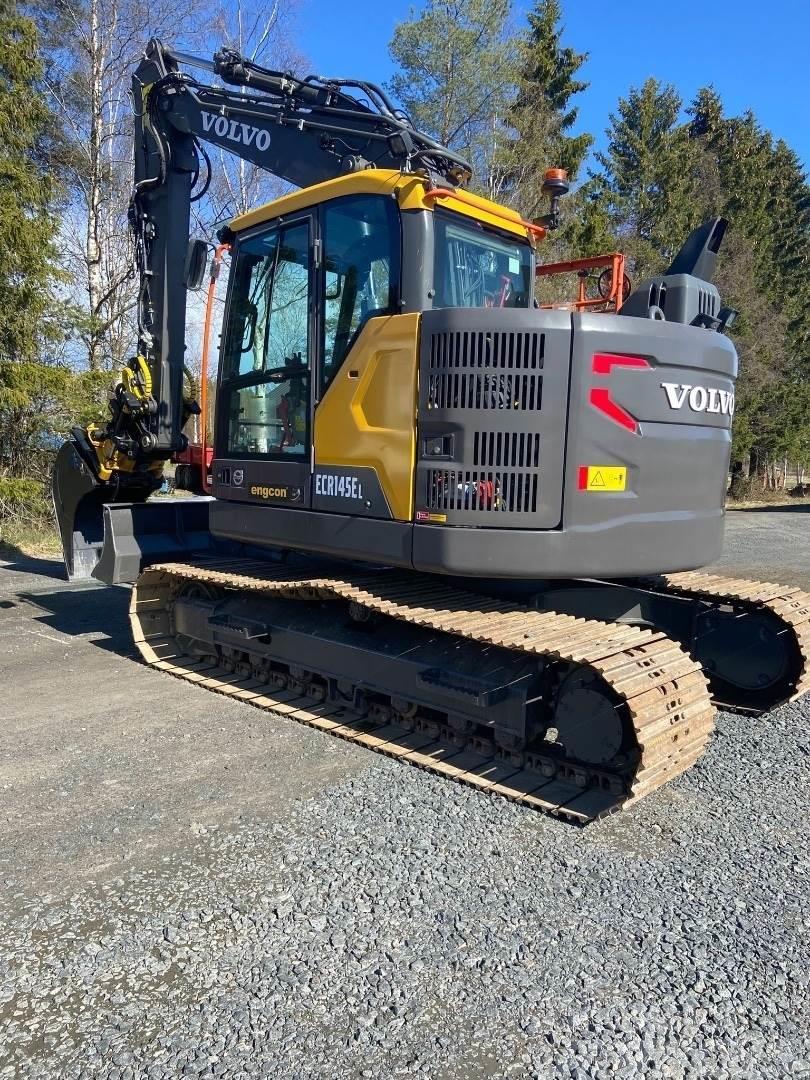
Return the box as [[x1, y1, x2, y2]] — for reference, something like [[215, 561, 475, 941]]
[[131, 559, 718, 822]]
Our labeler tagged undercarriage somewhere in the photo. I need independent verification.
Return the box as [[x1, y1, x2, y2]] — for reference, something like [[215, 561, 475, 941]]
[[130, 558, 809, 822]]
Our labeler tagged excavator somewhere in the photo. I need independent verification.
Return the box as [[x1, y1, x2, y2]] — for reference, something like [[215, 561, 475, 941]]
[[52, 40, 810, 821]]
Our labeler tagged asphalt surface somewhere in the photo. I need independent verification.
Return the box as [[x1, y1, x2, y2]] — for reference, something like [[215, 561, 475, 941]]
[[706, 503, 810, 589], [1, 506, 808, 1079]]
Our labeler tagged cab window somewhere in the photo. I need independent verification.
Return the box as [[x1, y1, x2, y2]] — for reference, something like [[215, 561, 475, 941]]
[[433, 211, 532, 309], [220, 219, 311, 457], [320, 195, 400, 393]]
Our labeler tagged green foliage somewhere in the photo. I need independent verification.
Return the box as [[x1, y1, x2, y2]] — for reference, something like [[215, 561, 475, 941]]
[[589, 78, 695, 279], [0, 360, 108, 529], [494, 0, 593, 280], [505, 0, 592, 193], [388, 0, 516, 194], [494, 1, 596, 278], [583, 70, 809, 473], [678, 91, 810, 468], [0, 2, 85, 535], [0, 475, 48, 527], [0, 0, 67, 364]]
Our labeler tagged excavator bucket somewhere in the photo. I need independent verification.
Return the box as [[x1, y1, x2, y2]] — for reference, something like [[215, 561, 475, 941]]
[[52, 439, 214, 584]]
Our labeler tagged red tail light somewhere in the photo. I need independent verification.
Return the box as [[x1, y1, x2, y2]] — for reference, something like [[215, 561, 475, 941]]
[[592, 352, 650, 375], [590, 353, 650, 434]]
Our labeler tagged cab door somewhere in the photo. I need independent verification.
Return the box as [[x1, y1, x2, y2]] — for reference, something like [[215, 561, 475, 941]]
[[213, 215, 315, 509]]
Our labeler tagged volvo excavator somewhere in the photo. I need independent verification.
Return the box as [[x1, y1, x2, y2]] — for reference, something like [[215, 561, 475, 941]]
[[52, 40, 810, 821]]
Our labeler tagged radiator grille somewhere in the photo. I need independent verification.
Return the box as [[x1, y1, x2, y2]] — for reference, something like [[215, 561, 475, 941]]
[[426, 469, 539, 514], [417, 311, 567, 530], [473, 430, 540, 468], [429, 331, 544, 370], [427, 372, 543, 411]]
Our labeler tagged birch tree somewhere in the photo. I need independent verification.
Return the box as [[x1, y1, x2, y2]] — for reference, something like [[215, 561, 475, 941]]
[[35, 0, 303, 370], [37, 0, 184, 367], [197, 0, 306, 231]]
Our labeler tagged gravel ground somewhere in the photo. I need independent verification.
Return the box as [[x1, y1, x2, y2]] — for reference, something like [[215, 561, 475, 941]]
[[1, 509, 809, 1079], [707, 504, 810, 588]]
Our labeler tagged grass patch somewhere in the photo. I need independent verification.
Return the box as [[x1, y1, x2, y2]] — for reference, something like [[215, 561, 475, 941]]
[[0, 519, 61, 559]]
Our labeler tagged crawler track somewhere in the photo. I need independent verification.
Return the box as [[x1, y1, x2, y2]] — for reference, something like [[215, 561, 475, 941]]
[[656, 572, 810, 703], [131, 559, 716, 823]]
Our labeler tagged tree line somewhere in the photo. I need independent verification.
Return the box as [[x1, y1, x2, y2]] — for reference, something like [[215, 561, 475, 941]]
[[0, 0, 808, 545], [0, 0, 298, 539], [390, 0, 809, 488]]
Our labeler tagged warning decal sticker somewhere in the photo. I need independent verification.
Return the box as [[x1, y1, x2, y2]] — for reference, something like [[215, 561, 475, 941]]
[[578, 465, 627, 492]]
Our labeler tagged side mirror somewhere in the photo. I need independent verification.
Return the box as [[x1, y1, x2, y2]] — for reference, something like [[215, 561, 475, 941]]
[[184, 238, 209, 291]]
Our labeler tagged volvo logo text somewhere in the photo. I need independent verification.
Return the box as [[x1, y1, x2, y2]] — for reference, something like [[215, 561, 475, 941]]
[[661, 382, 734, 416], [201, 111, 271, 152]]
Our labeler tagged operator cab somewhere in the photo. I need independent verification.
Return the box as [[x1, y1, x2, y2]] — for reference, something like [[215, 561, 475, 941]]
[[213, 171, 535, 514]]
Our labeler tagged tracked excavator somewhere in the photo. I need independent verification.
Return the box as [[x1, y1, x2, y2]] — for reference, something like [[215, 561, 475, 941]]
[[53, 40, 810, 821]]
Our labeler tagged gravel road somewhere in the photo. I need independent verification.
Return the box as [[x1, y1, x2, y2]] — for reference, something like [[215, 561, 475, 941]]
[[1, 507, 808, 1080], [707, 503, 810, 589]]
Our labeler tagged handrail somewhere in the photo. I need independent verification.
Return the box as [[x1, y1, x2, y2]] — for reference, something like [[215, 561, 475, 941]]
[[199, 243, 231, 493], [536, 252, 628, 312], [422, 187, 547, 241]]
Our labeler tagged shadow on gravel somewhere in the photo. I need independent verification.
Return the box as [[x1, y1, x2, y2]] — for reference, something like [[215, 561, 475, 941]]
[[19, 585, 136, 657], [0, 543, 65, 578], [728, 503, 810, 514]]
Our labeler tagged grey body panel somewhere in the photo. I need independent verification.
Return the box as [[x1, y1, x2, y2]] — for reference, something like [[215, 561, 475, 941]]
[[409, 307, 736, 577], [557, 311, 736, 575], [410, 512, 724, 578], [209, 500, 412, 567], [415, 308, 570, 529], [620, 273, 721, 326], [619, 218, 728, 327]]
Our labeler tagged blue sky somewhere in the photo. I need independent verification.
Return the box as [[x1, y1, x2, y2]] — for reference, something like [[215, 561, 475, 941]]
[[297, 0, 809, 171]]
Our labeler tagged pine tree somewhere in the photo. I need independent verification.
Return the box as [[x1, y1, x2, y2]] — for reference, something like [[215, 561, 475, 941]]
[[0, 0, 64, 364], [509, 0, 591, 188], [492, 0, 594, 280], [687, 86, 723, 141], [388, 0, 516, 199], [590, 78, 693, 279], [684, 90, 810, 474], [764, 140, 810, 366]]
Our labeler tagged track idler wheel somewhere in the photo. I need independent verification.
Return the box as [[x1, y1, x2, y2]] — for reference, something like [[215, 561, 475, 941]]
[[391, 698, 418, 731], [695, 607, 793, 708], [548, 668, 629, 767], [368, 702, 394, 725]]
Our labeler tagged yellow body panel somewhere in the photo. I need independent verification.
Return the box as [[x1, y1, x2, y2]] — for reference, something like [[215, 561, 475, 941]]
[[230, 169, 531, 241], [313, 312, 420, 521]]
